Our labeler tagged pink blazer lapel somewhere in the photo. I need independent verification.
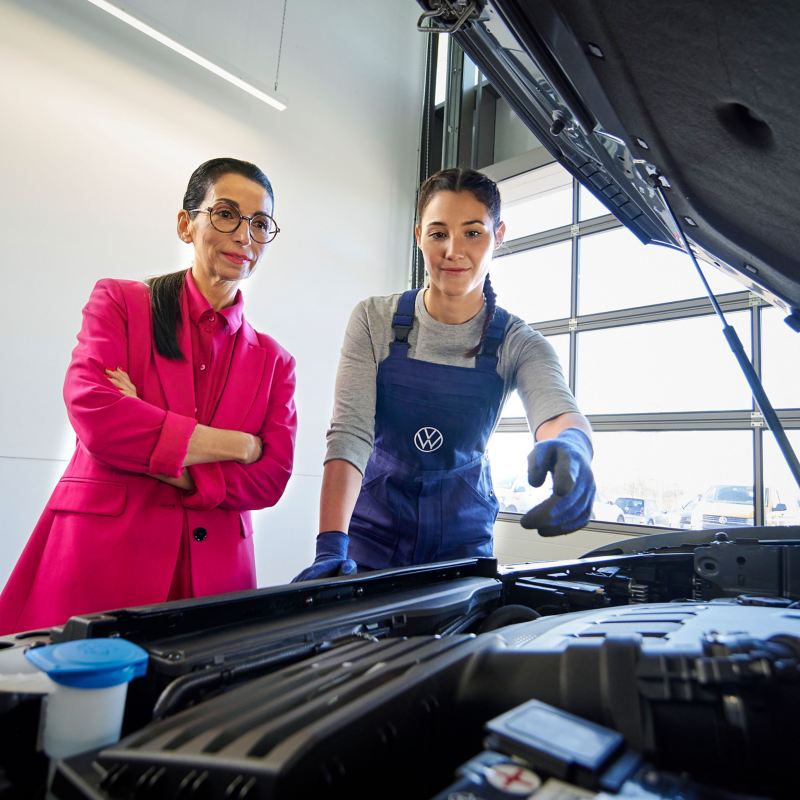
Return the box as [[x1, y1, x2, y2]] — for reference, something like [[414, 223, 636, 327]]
[[153, 287, 196, 417], [210, 322, 267, 429]]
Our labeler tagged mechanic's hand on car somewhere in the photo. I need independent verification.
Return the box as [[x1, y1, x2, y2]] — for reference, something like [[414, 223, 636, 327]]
[[520, 428, 596, 536], [291, 531, 358, 582]]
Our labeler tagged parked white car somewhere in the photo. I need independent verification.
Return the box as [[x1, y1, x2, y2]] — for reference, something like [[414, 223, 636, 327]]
[[666, 496, 701, 529], [494, 475, 550, 514], [614, 496, 667, 526], [591, 496, 626, 524], [690, 484, 791, 529]]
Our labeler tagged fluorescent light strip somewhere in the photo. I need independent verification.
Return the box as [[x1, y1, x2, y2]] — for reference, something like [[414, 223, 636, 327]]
[[84, 0, 286, 111]]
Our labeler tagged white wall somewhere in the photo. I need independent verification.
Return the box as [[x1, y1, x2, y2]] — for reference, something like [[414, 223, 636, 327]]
[[0, 0, 425, 587]]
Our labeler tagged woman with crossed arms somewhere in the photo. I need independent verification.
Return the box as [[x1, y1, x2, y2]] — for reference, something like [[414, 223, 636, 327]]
[[0, 157, 296, 632]]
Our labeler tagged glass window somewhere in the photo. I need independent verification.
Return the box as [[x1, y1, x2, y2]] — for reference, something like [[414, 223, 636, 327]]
[[493, 97, 545, 165], [463, 52, 480, 90], [492, 241, 571, 324], [576, 312, 752, 414], [488, 431, 551, 514], [501, 334, 570, 419], [578, 228, 749, 315], [434, 34, 449, 107], [763, 430, 800, 526], [761, 307, 800, 410], [579, 184, 610, 221], [592, 430, 753, 529], [546, 332, 571, 381], [498, 164, 572, 239], [500, 391, 526, 421]]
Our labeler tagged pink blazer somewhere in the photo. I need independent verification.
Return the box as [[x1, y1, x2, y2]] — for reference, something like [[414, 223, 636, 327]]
[[0, 278, 297, 634]]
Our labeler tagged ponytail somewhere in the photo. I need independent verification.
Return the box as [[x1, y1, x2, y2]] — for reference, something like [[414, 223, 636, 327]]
[[146, 269, 186, 360], [466, 274, 497, 358]]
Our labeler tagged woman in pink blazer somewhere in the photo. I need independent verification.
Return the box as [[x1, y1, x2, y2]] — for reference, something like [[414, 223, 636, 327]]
[[0, 157, 297, 634]]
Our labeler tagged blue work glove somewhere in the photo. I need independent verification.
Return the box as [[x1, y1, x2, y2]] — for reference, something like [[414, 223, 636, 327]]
[[291, 531, 357, 582], [520, 428, 596, 536]]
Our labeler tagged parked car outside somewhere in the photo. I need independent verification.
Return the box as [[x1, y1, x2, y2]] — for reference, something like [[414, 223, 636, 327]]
[[497, 477, 627, 524], [494, 474, 550, 514], [666, 495, 701, 529], [690, 484, 790, 529], [591, 495, 626, 524], [614, 496, 667, 526]]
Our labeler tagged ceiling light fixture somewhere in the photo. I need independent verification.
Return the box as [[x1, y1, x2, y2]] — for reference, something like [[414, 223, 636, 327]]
[[84, 0, 286, 111]]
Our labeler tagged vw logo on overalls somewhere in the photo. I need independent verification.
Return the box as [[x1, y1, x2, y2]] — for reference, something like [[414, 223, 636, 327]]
[[414, 426, 444, 452]]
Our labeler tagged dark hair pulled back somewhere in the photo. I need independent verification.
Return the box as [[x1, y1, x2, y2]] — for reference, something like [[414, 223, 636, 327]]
[[147, 158, 274, 359], [416, 167, 501, 230], [417, 168, 501, 357]]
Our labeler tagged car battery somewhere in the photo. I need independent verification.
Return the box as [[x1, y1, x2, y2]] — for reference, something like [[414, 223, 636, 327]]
[[432, 700, 641, 799]]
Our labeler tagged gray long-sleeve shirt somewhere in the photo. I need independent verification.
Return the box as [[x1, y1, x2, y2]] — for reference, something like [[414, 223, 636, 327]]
[[325, 290, 579, 473]]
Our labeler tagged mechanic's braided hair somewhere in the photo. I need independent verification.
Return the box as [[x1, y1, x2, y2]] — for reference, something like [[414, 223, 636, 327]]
[[470, 273, 498, 357], [148, 157, 274, 359], [416, 168, 502, 357]]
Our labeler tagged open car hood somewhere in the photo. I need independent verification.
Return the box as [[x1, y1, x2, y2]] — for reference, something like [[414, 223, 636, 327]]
[[421, 0, 800, 325]]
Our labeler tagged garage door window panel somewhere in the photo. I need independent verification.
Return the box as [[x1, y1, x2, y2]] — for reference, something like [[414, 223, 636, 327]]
[[578, 228, 748, 315], [576, 312, 752, 414]]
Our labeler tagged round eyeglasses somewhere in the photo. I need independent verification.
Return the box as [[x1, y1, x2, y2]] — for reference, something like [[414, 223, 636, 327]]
[[188, 203, 280, 244]]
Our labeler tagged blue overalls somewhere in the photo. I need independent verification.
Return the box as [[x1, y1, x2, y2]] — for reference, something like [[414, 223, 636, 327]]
[[348, 289, 509, 569]]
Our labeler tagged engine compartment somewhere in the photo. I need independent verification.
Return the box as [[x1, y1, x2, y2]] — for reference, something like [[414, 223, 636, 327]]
[[2, 529, 799, 799]]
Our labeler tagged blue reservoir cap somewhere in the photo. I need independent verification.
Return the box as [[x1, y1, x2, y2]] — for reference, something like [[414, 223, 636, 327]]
[[25, 639, 148, 689]]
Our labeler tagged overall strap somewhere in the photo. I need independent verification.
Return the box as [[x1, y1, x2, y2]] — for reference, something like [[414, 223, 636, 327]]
[[389, 289, 419, 358], [476, 306, 510, 371]]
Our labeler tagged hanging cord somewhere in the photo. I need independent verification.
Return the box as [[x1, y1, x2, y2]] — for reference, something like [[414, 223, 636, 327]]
[[274, 0, 288, 92], [645, 169, 800, 491]]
